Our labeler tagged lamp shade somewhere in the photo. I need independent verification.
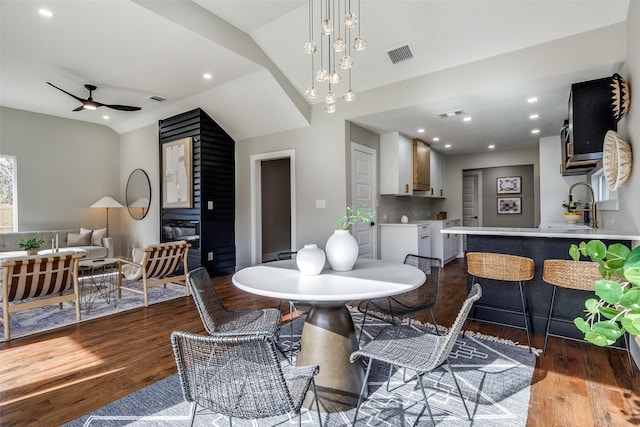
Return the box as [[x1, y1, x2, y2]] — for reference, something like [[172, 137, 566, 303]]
[[90, 196, 124, 209]]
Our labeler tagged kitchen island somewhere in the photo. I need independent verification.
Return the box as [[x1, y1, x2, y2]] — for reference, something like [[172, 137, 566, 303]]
[[445, 226, 640, 344]]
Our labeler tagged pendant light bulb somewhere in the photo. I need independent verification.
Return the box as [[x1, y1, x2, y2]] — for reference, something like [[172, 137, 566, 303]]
[[321, 18, 333, 36], [305, 86, 319, 99], [339, 55, 353, 69], [333, 37, 345, 52], [329, 70, 341, 84], [353, 36, 367, 51], [344, 12, 357, 29], [303, 39, 317, 54], [325, 90, 336, 104], [344, 89, 356, 102], [315, 67, 329, 82], [324, 102, 336, 113]]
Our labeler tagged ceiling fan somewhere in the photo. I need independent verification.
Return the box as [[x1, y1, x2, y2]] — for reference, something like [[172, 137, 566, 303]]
[[46, 82, 141, 112]]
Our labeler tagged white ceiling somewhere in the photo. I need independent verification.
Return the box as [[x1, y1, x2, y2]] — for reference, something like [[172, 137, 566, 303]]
[[0, 0, 631, 155]]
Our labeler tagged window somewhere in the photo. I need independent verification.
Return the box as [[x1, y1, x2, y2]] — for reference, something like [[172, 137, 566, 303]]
[[0, 156, 17, 232], [590, 166, 618, 211]]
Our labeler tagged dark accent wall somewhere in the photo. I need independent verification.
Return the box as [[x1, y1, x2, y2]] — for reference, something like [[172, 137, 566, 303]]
[[159, 108, 235, 276], [482, 164, 535, 228]]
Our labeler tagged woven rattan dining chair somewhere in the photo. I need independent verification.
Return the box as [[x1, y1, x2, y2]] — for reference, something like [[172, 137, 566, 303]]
[[542, 259, 635, 376], [186, 267, 281, 338], [350, 283, 482, 426], [171, 331, 323, 427], [357, 255, 442, 343], [465, 252, 535, 352]]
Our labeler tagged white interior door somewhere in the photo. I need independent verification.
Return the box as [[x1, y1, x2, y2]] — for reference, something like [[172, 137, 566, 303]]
[[351, 143, 376, 259]]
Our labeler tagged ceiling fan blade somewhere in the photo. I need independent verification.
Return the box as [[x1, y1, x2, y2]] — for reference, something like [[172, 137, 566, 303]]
[[47, 82, 85, 103], [103, 104, 141, 111], [72, 105, 84, 112]]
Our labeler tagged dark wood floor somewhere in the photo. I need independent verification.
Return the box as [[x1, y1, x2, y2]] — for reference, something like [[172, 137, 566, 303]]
[[1, 259, 639, 426]]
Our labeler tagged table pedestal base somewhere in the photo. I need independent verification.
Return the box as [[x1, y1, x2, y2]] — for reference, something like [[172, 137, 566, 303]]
[[298, 305, 365, 413]]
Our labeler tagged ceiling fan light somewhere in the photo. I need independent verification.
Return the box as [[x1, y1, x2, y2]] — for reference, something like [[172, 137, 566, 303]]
[[353, 36, 367, 51], [305, 85, 319, 99], [303, 39, 317, 54], [344, 12, 357, 29], [83, 102, 97, 110]]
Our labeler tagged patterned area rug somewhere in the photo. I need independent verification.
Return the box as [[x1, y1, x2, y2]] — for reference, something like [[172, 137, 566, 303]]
[[65, 309, 536, 426], [1, 277, 187, 341]]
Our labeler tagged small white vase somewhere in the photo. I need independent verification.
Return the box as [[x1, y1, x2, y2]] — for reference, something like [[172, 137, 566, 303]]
[[325, 229, 359, 271], [296, 244, 326, 276], [401, 214, 409, 223]]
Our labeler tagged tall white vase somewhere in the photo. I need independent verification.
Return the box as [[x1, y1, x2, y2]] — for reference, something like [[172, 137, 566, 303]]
[[325, 229, 359, 271], [296, 244, 326, 276]]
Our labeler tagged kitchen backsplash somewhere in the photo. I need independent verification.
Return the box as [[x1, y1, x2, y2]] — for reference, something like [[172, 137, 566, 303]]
[[377, 195, 446, 223]]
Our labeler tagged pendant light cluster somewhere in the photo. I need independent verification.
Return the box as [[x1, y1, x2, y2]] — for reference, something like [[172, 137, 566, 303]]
[[303, 0, 366, 113]]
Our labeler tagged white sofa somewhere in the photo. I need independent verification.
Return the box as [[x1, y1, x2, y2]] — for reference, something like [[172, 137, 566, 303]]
[[0, 228, 113, 260]]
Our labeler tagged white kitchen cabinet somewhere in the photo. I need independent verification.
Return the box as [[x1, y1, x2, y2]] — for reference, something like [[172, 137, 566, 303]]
[[429, 219, 461, 264], [380, 223, 431, 264], [380, 132, 412, 195], [430, 149, 446, 197]]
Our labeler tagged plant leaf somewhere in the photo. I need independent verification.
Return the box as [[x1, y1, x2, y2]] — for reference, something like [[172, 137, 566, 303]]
[[584, 298, 600, 313], [598, 305, 621, 320], [569, 244, 580, 262], [624, 267, 640, 286], [585, 330, 610, 347], [620, 316, 640, 335], [585, 240, 607, 261], [619, 289, 640, 310], [593, 321, 623, 340], [574, 317, 590, 334], [594, 280, 623, 305]]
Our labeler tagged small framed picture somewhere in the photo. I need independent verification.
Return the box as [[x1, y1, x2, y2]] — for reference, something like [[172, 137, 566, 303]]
[[497, 197, 521, 214], [497, 176, 521, 194]]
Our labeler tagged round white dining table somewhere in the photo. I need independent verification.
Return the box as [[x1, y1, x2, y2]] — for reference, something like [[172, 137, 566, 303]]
[[232, 258, 426, 412]]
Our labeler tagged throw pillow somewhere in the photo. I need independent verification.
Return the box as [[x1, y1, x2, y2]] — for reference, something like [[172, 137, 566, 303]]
[[80, 227, 107, 246], [67, 231, 92, 247]]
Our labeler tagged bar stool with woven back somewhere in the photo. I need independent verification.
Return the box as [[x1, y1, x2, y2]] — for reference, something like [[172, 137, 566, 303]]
[[465, 252, 535, 352], [542, 259, 635, 376]]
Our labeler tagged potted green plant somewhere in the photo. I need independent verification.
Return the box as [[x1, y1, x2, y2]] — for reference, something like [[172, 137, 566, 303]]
[[570, 240, 640, 346], [17, 235, 46, 255], [327, 205, 376, 271], [562, 200, 583, 224]]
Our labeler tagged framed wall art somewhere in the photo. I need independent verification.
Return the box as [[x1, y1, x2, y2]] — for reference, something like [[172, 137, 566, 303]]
[[162, 137, 193, 208], [497, 197, 521, 214], [497, 176, 521, 194]]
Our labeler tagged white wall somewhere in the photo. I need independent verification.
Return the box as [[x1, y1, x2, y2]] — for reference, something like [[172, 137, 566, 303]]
[[538, 135, 586, 224], [119, 123, 160, 256], [0, 107, 121, 233]]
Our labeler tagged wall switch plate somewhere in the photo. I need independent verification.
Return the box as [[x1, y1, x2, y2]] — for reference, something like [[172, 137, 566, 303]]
[[316, 200, 326, 208], [207, 201, 214, 210], [208, 252, 213, 261]]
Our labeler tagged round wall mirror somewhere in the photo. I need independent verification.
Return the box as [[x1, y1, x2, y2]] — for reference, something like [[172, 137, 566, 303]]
[[126, 169, 151, 220]]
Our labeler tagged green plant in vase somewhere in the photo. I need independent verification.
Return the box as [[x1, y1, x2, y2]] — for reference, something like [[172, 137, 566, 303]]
[[337, 204, 376, 230], [17, 235, 46, 255], [570, 240, 640, 346]]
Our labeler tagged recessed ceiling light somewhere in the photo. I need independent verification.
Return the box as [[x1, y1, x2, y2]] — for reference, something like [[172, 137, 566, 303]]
[[102, 115, 110, 120], [39, 9, 53, 17], [203, 73, 212, 80], [433, 137, 440, 142], [463, 117, 472, 122], [488, 144, 495, 149], [444, 144, 451, 148], [417, 128, 425, 133], [527, 97, 538, 103], [531, 129, 540, 134], [529, 114, 539, 119]]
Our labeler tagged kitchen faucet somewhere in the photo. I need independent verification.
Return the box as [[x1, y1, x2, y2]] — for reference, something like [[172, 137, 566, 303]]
[[568, 182, 598, 228]]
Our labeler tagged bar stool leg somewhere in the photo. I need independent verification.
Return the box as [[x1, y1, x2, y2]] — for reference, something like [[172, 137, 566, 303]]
[[518, 281, 532, 352], [543, 286, 558, 356]]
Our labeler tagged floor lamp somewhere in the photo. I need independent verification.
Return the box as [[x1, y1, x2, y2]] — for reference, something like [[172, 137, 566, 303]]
[[90, 196, 124, 237]]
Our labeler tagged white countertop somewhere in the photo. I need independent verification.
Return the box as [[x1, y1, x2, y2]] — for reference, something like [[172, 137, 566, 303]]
[[445, 226, 640, 241], [380, 218, 460, 226]]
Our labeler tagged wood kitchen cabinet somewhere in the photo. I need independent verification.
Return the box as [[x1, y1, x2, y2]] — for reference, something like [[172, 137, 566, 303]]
[[412, 139, 430, 191], [380, 132, 413, 195]]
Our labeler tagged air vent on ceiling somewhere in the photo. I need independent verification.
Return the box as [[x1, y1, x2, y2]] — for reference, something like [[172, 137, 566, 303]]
[[148, 95, 166, 102], [386, 44, 414, 65], [438, 109, 465, 118]]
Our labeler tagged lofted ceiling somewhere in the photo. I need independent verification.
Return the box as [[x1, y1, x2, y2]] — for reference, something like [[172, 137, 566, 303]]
[[0, 0, 630, 155]]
